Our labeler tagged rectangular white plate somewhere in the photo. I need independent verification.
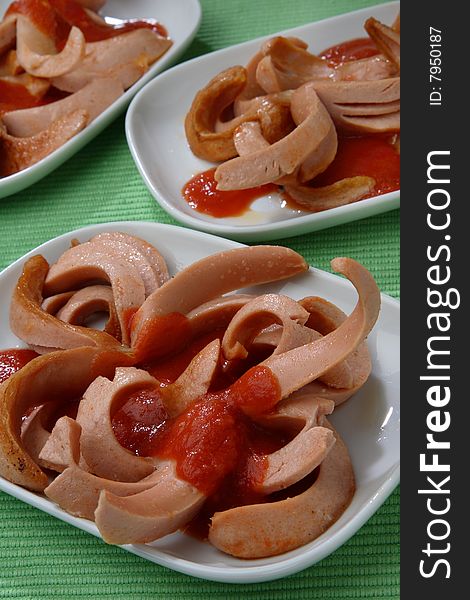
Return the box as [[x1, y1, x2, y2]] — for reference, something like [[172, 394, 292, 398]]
[[126, 1, 399, 242], [0, 0, 202, 199], [0, 221, 399, 583]]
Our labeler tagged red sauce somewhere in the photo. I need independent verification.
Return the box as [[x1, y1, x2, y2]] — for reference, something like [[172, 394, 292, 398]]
[[310, 135, 400, 198], [0, 80, 41, 116], [113, 387, 169, 456], [320, 37, 380, 66], [184, 135, 399, 218], [0, 349, 39, 384], [182, 168, 278, 218], [112, 365, 282, 522]]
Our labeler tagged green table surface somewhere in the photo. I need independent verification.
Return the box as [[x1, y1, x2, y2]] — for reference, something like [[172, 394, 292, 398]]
[[0, 0, 399, 597]]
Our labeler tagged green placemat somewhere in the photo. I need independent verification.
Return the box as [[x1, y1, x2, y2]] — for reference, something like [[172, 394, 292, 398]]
[[0, 0, 399, 597]]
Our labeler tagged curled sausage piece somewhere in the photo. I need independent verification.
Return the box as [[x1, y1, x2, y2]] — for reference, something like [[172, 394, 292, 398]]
[[285, 176, 376, 212], [38, 416, 82, 473], [45, 464, 162, 521], [44, 243, 146, 346], [0, 109, 87, 177], [42, 287, 120, 341], [213, 288, 355, 390], [186, 68, 295, 161], [365, 17, 400, 69], [233, 51, 267, 107], [255, 37, 334, 93], [185, 66, 249, 162], [130, 246, 309, 356], [164, 339, 221, 417], [335, 54, 397, 82], [54, 285, 121, 341], [255, 56, 287, 93], [284, 381, 354, 408], [20, 402, 61, 465], [311, 78, 400, 134], [221, 294, 309, 360], [91, 232, 170, 289], [250, 322, 316, 355], [251, 322, 352, 389], [216, 93, 295, 146], [9, 255, 122, 352], [254, 393, 335, 494], [262, 257, 380, 399], [186, 294, 254, 337], [0, 16, 16, 55], [95, 460, 205, 544], [3, 77, 124, 137], [41, 291, 75, 314], [77, 367, 156, 482], [209, 420, 354, 558], [86, 234, 167, 297], [16, 16, 85, 78], [300, 296, 372, 402], [215, 83, 336, 190], [285, 82, 338, 183], [0, 49, 22, 76], [233, 118, 308, 187], [52, 29, 172, 92], [233, 39, 307, 111], [0, 347, 131, 491], [233, 120, 269, 156]]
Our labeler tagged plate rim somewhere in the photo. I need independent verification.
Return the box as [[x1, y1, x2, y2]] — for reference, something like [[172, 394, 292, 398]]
[[125, 1, 400, 242], [0, 220, 400, 583]]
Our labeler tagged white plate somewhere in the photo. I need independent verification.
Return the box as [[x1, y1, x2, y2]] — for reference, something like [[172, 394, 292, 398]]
[[126, 1, 400, 242], [0, 0, 202, 199], [0, 221, 399, 583]]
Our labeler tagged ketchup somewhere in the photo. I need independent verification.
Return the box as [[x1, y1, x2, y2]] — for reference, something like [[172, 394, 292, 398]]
[[112, 355, 285, 537], [112, 387, 169, 457], [182, 168, 278, 218], [0, 80, 42, 117], [0, 349, 39, 384], [311, 135, 400, 197], [185, 136, 399, 217]]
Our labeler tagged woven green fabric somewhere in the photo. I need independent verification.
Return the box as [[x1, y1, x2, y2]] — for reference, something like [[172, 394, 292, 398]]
[[0, 0, 400, 597]]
